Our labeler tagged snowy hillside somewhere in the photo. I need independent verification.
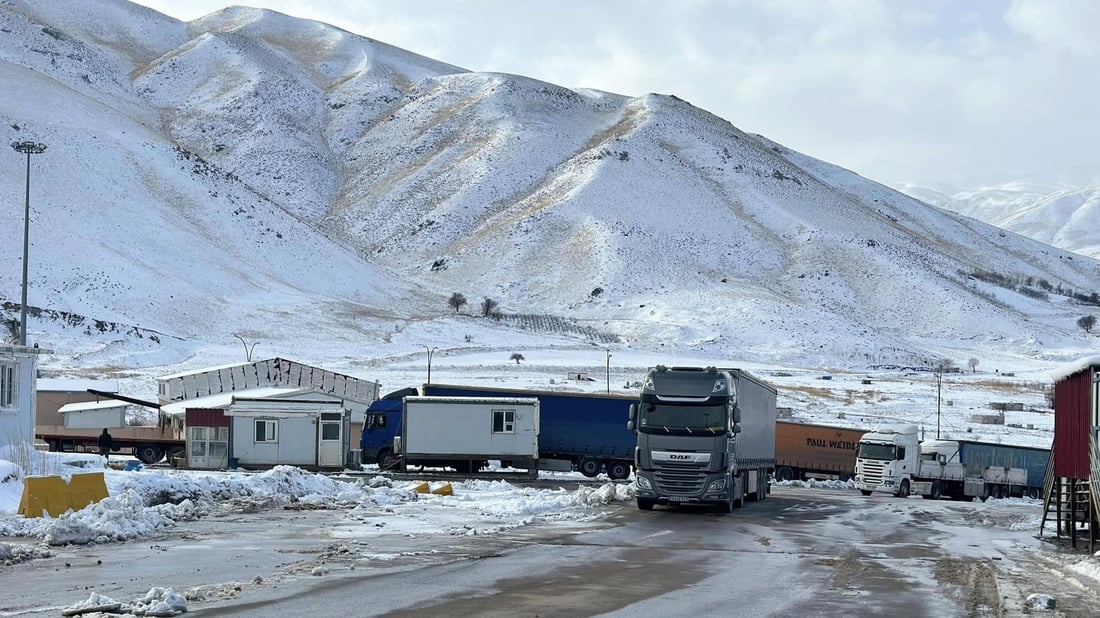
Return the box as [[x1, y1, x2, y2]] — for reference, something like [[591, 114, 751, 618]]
[[1, 0, 1098, 414], [899, 181, 1100, 260]]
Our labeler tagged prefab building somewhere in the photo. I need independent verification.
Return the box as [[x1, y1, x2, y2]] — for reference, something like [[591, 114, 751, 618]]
[[226, 397, 350, 470]]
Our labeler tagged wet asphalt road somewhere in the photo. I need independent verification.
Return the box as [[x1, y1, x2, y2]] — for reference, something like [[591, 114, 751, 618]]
[[3, 486, 1099, 617]]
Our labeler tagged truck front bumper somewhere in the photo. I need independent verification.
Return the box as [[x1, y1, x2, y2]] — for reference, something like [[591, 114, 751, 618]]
[[635, 470, 730, 504]]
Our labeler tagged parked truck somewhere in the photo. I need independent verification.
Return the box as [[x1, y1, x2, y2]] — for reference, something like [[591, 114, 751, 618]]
[[854, 425, 1050, 500], [36, 388, 184, 465], [396, 396, 540, 476], [361, 384, 637, 478], [774, 420, 866, 481], [629, 366, 777, 512]]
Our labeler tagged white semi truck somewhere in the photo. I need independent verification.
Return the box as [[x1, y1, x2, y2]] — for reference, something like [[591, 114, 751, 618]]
[[629, 366, 776, 513], [854, 426, 1049, 500]]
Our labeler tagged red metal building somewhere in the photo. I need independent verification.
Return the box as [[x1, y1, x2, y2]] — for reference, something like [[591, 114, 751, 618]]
[[1043, 358, 1100, 549]]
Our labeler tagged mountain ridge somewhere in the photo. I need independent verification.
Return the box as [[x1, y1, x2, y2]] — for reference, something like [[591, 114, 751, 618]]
[[1, 0, 1098, 381]]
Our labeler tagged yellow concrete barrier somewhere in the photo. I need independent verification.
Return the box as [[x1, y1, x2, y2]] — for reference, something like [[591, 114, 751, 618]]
[[410, 482, 430, 494], [18, 472, 109, 518], [431, 483, 453, 496]]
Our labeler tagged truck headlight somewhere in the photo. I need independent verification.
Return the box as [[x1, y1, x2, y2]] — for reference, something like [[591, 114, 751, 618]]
[[707, 478, 727, 492], [636, 475, 652, 490]]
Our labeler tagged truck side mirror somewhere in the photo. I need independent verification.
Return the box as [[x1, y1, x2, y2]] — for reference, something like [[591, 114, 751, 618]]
[[628, 404, 636, 420], [731, 423, 741, 434], [938, 454, 946, 464], [730, 404, 741, 423], [626, 420, 635, 431]]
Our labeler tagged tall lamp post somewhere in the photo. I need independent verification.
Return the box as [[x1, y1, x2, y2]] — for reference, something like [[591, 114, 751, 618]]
[[605, 350, 612, 394], [425, 346, 439, 385], [11, 140, 47, 346]]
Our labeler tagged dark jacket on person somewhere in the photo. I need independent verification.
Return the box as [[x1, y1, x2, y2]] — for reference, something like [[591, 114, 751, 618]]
[[97, 429, 112, 450]]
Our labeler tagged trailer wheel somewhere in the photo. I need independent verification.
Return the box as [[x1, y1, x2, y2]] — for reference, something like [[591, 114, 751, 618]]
[[775, 467, 794, 482], [637, 499, 655, 511], [135, 443, 164, 465], [578, 457, 601, 478], [1027, 487, 1040, 499], [605, 460, 631, 480], [930, 481, 942, 501], [990, 485, 1003, 499]]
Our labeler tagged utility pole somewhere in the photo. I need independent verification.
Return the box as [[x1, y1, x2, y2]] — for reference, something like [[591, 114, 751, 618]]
[[11, 140, 46, 346], [936, 369, 943, 439]]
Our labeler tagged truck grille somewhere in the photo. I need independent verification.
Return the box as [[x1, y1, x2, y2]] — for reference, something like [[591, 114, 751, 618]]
[[860, 460, 887, 486], [653, 461, 708, 494]]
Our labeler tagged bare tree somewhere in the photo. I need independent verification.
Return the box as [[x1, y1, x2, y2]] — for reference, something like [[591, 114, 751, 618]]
[[481, 297, 499, 317], [1078, 315, 1097, 333], [967, 357, 979, 373], [510, 352, 524, 364], [448, 293, 467, 313]]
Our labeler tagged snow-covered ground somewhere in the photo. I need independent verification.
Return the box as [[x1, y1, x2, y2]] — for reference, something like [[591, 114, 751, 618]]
[[0, 448, 633, 615], [3, 448, 1100, 616]]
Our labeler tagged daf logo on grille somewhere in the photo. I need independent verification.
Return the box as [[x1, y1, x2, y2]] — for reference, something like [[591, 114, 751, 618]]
[[670, 454, 692, 460]]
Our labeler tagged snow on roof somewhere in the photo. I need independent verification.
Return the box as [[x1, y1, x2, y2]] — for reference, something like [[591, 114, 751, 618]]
[[58, 400, 129, 414], [158, 386, 304, 416], [37, 379, 120, 393], [1050, 355, 1100, 383]]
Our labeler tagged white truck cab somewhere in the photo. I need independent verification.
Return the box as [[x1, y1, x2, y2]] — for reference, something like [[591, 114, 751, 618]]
[[854, 425, 919, 497]]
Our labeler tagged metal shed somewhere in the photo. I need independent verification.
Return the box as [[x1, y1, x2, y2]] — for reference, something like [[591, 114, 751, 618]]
[[1041, 357, 1100, 550]]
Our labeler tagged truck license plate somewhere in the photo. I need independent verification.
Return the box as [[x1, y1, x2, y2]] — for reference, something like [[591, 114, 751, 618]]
[[669, 496, 689, 503]]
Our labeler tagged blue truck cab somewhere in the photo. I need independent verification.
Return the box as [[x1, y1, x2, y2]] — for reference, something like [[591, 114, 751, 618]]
[[360, 387, 416, 468]]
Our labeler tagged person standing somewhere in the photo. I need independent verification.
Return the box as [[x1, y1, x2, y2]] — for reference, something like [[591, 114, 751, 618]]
[[98, 428, 113, 459]]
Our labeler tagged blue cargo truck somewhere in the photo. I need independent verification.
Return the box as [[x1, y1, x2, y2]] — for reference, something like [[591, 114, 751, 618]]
[[360, 384, 638, 478]]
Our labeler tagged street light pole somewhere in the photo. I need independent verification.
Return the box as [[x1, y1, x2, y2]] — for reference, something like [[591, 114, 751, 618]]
[[11, 141, 46, 346], [425, 346, 439, 385], [605, 350, 612, 394]]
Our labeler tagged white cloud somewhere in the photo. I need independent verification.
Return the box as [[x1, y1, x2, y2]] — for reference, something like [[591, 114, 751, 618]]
[[1005, 0, 1100, 55]]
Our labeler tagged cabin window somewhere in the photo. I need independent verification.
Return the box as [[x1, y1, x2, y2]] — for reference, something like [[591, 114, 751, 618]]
[[492, 408, 515, 433], [255, 419, 278, 443], [0, 362, 14, 411]]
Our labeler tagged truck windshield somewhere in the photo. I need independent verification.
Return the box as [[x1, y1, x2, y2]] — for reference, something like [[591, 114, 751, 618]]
[[638, 403, 726, 435], [857, 442, 896, 461]]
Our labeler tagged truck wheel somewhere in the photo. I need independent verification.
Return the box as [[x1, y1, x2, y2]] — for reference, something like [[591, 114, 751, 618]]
[[720, 490, 734, 514], [135, 444, 164, 465], [896, 479, 910, 498], [606, 461, 631, 480], [930, 481, 942, 501], [990, 485, 1003, 499], [637, 499, 655, 511], [377, 448, 397, 470], [775, 467, 794, 482], [166, 446, 185, 466], [578, 457, 601, 478], [1027, 487, 1040, 499], [860, 490, 873, 496]]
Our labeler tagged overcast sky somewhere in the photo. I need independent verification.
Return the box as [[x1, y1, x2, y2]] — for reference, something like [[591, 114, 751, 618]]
[[132, 0, 1100, 190]]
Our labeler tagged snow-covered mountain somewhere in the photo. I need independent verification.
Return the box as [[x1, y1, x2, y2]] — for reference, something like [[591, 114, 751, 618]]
[[2, 0, 1099, 386], [899, 181, 1100, 260]]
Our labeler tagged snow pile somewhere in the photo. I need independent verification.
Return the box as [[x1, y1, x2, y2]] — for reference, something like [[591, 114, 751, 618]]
[[64, 587, 187, 617]]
